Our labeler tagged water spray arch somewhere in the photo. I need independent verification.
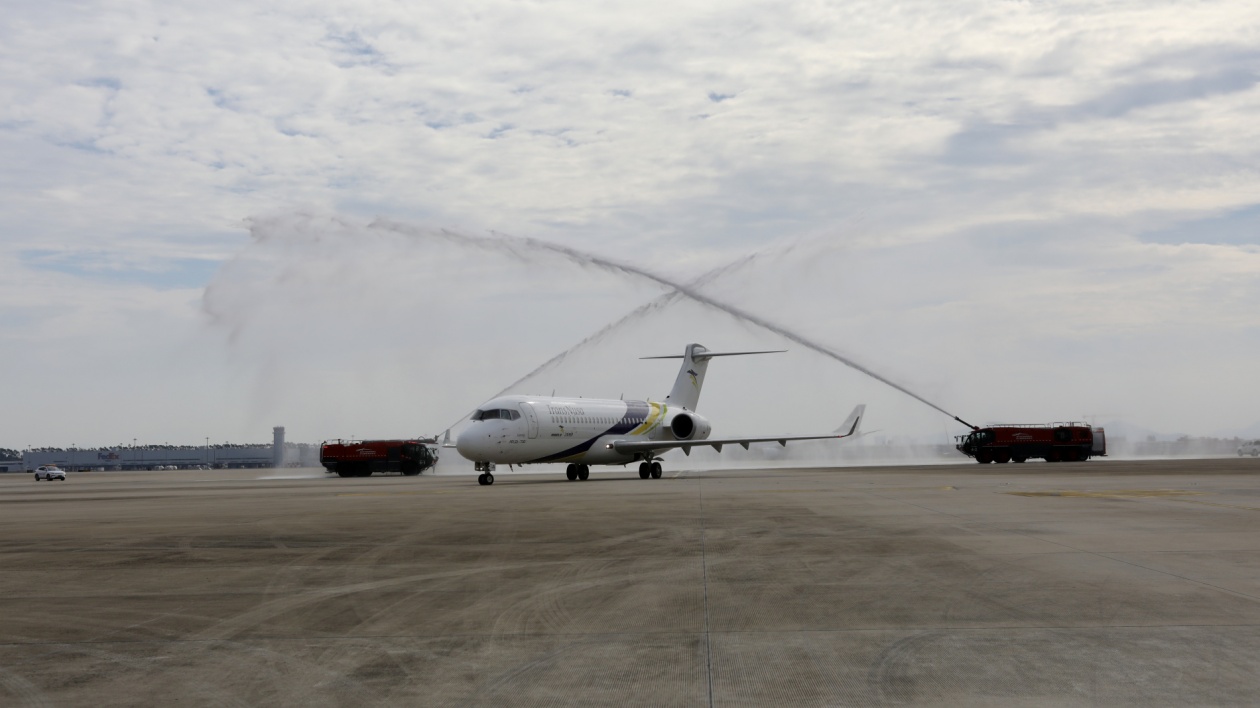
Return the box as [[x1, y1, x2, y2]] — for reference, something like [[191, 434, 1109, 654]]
[[369, 220, 975, 431]]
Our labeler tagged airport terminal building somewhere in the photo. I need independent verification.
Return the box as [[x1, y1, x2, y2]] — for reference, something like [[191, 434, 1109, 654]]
[[17, 427, 319, 472]]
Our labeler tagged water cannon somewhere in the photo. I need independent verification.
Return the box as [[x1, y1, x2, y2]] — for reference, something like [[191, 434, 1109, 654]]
[[953, 415, 979, 431]]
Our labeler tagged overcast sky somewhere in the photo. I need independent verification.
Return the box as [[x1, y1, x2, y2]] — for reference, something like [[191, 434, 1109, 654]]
[[2, 0, 1258, 451]]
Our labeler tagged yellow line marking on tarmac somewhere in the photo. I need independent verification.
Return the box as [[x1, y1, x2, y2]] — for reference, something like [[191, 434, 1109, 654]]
[[336, 490, 456, 497], [1008, 489, 1204, 498], [730, 486, 957, 494], [864, 486, 958, 492], [1172, 499, 1260, 513], [1007, 489, 1260, 512]]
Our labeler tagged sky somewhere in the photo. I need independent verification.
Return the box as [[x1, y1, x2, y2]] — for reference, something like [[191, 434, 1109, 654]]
[[2, 0, 1258, 452]]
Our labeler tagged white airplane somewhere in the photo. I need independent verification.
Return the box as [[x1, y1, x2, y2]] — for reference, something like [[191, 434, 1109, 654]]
[[452, 343, 866, 485]]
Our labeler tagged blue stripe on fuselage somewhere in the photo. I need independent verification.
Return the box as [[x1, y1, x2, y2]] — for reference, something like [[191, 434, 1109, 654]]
[[528, 400, 651, 463]]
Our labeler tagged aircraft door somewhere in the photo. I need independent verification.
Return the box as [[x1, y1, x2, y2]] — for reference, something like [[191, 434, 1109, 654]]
[[519, 403, 539, 439]]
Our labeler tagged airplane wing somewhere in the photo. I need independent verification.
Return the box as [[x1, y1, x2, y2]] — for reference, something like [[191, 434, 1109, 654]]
[[608, 404, 865, 456]]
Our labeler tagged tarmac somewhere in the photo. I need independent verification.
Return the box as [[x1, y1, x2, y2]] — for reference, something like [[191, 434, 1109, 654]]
[[3, 457, 1260, 706]]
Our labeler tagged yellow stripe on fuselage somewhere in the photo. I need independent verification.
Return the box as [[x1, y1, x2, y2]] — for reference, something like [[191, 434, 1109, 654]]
[[630, 402, 665, 436]]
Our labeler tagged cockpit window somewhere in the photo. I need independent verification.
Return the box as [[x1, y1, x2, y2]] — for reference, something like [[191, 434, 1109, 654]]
[[471, 408, 519, 421]]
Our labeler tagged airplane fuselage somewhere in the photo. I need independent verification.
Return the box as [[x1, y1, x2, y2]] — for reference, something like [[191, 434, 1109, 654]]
[[455, 395, 711, 466]]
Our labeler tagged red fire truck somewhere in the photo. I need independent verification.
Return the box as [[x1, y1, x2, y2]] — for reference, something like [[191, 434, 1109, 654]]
[[319, 439, 438, 477], [955, 423, 1106, 464]]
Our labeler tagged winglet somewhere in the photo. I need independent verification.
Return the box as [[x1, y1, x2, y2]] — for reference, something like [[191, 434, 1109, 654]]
[[833, 404, 866, 438], [442, 429, 456, 448]]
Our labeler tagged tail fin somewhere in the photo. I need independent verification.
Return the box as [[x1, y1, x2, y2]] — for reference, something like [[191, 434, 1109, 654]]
[[641, 343, 785, 411], [833, 404, 866, 437]]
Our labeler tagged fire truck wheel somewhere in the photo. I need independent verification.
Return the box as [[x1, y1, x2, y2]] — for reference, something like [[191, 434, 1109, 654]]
[[975, 451, 993, 464], [1012, 455, 1027, 463], [566, 464, 577, 481], [577, 465, 590, 481], [994, 451, 1011, 464]]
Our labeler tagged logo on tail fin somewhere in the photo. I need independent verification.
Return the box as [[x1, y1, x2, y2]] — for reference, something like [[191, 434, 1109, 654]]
[[687, 369, 699, 388]]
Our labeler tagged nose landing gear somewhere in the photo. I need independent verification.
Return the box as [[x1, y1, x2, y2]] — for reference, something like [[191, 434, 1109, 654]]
[[475, 461, 495, 486]]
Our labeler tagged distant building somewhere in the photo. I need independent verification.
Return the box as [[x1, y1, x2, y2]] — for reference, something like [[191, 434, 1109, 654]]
[[17, 428, 319, 471]]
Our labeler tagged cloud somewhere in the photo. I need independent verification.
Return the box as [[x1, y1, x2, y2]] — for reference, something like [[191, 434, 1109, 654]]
[[1, 0, 1259, 446], [1140, 204, 1260, 246]]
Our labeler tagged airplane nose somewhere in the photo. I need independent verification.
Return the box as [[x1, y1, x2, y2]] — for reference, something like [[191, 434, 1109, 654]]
[[455, 426, 483, 459]]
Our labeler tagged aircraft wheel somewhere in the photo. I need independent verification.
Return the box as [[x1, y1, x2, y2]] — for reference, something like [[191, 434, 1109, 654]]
[[577, 465, 590, 481], [485, 473, 494, 485], [566, 464, 578, 481], [651, 462, 662, 479], [477, 473, 487, 485], [638, 463, 650, 479]]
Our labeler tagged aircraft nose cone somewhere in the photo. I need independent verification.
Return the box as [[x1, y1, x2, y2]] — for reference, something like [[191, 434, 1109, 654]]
[[455, 426, 482, 460]]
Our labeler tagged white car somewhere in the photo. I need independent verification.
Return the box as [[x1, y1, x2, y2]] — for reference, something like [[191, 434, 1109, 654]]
[[1240, 440, 1260, 457], [34, 465, 67, 481]]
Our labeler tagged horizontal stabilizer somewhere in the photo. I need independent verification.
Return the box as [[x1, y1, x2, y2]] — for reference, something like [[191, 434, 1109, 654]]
[[640, 349, 785, 360], [646, 343, 787, 412]]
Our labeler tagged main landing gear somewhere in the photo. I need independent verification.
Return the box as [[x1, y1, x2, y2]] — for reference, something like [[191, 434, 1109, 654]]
[[475, 461, 495, 486], [638, 461, 662, 479], [565, 463, 590, 481]]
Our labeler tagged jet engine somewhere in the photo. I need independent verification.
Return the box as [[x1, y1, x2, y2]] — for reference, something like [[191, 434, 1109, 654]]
[[667, 411, 712, 441]]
